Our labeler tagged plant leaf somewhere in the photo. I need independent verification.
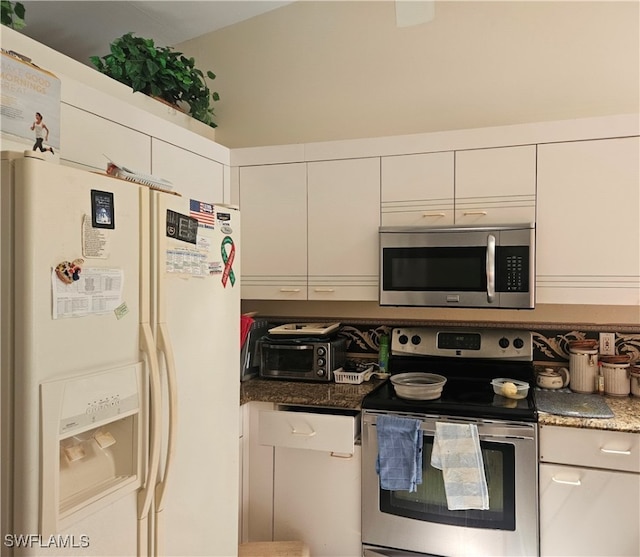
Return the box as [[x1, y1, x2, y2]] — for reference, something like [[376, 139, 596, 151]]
[[14, 1, 24, 18]]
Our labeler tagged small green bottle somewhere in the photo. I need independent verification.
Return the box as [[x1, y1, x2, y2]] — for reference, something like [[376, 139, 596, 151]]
[[378, 333, 390, 374]]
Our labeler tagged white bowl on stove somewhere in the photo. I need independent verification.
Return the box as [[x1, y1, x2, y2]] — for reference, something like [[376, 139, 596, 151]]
[[390, 372, 447, 400]]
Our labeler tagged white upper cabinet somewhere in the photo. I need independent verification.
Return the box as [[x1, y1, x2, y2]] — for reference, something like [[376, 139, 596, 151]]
[[454, 145, 537, 225], [151, 139, 224, 203], [61, 105, 151, 173], [381, 152, 454, 227], [307, 158, 380, 301], [380, 146, 536, 228], [233, 115, 638, 304], [239, 163, 308, 300], [536, 136, 640, 305]]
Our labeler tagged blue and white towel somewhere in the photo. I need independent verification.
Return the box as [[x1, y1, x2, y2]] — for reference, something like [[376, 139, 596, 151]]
[[431, 422, 489, 510], [376, 415, 423, 492]]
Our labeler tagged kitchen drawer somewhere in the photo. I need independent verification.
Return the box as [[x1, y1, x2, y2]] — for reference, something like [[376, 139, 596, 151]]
[[307, 283, 378, 302], [259, 409, 359, 455], [241, 283, 307, 301], [454, 203, 535, 226], [380, 207, 454, 227], [540, 425, 640, 473]]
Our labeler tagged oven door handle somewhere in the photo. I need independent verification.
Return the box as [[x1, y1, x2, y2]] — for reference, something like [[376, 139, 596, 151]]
[[262, 343, 314, 350], [486, 233, 496, 303], [364, 414, 536, 440]]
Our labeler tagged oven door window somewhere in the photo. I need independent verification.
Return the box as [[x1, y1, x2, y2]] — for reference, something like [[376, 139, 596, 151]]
[[262, 345, 314, 374], [382, 246, 487, 292], [379, 436, 516, 530]]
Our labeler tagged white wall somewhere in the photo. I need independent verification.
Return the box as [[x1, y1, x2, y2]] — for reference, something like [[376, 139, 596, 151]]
[[177, 0, 640, 148]]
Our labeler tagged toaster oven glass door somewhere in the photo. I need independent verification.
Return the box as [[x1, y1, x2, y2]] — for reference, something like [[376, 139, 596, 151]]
[[261, 343, 315, 376]]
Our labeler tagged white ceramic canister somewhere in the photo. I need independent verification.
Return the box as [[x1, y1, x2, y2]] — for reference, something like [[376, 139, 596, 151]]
[[630, 366, 640, 398], [568, 340, 599, 394], [600, 355, 631, 397]]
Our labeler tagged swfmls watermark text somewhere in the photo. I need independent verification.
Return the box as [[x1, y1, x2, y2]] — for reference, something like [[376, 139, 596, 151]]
[[3, 534, 90, 549]]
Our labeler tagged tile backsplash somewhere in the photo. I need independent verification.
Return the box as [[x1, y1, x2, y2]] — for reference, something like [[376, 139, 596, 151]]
[[332, 324, 640, 364]]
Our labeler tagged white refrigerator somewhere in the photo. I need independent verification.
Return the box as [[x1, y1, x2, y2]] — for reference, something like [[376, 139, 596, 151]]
[[1, 151, 240, 556]]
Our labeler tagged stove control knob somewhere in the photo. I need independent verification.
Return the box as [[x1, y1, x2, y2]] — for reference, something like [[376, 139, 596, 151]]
[[513, 337, 525, 349], [499, 337, 510, 349], [398, 334, 409, 345], [317, 369, 326, 377], [411, 335, 422, 345]]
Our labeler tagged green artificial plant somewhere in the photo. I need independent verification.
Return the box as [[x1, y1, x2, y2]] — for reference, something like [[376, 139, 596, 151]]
[[1, 1, 26, 29], [90, 33, 220, 128]]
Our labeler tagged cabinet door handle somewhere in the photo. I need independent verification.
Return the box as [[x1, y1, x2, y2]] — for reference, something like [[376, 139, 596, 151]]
[[422, 212, 446, 217], [313, 288, 335, 293], [330, 451, 354, 459], [279, 288, 301, 293], [463, 211, 488, 216], [551, 477, 581, 486], [291, 427, 316, 437], [600, 447, 632, 455]]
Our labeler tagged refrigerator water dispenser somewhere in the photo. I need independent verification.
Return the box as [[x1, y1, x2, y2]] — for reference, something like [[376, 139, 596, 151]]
[[40, 363, 146, 535]]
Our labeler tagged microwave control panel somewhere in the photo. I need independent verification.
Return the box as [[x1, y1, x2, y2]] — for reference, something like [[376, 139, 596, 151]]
[[496, 246, 530, 292]]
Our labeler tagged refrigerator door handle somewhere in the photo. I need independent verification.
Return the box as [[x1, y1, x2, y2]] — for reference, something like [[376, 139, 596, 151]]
[[154, 322, 178, 513], [138, 323, 163, 520]]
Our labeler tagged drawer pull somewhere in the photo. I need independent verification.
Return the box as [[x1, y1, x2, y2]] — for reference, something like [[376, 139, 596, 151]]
[[600, 447, 632, 456], [313, 288, 335, 293], [463, 211, 488, 216], [291, 427, 316, 437], [279, 288, 301, 293], [422, 212, 446, 218], [330, 451, 354, 459], [552, 477, 581, 486]]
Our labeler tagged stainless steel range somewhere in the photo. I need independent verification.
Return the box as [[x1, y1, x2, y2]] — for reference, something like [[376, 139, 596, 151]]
[[361, 327, 538, 557]]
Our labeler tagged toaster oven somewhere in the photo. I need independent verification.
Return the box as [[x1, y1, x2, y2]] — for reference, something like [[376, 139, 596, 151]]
[[259, 336, 347, 382]]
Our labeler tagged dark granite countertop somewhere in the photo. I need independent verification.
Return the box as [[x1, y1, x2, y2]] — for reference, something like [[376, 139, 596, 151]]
[[240, 377, 387, 410], [241, 376, 640, 433]]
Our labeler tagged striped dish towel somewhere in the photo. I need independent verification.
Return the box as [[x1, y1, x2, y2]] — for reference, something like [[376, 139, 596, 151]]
[[431, 422, 489, 510]]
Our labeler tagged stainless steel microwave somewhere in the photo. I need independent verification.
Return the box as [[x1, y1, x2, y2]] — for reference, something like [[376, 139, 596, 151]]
[[379, 223, 535, 309]]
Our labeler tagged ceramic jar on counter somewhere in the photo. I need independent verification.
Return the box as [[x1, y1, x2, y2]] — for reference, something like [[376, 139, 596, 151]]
[[568, 340, 599, 394], [630, 365, 640, 397], [600, 355, 631, 397]]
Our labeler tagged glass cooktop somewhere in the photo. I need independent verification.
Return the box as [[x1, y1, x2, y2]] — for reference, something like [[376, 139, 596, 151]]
[[362, 356, 537, 422]]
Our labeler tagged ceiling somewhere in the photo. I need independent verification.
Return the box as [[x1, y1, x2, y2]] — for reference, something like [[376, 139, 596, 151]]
[[19, 1, 295, 66]]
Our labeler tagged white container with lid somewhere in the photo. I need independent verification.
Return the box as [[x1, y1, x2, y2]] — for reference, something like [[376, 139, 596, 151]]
[[600, 355, 631, 397], [569, 340, 599, 394], [629, 365, 640, 397]]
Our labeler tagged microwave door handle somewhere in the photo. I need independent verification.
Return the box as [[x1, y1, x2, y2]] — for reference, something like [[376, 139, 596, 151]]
[[486, 233, 496, 303]]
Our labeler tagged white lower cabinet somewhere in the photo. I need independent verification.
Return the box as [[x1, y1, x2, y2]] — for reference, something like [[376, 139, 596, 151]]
[[253, 406, 362, 556], [539, 425, 640, 557], [273, 445, 361, 556]]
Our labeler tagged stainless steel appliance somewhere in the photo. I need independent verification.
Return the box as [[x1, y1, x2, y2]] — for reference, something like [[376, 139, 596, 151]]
[[361, 327, 538, 557], [379, 223, 535, 308], [259, 333, 347, 382]]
